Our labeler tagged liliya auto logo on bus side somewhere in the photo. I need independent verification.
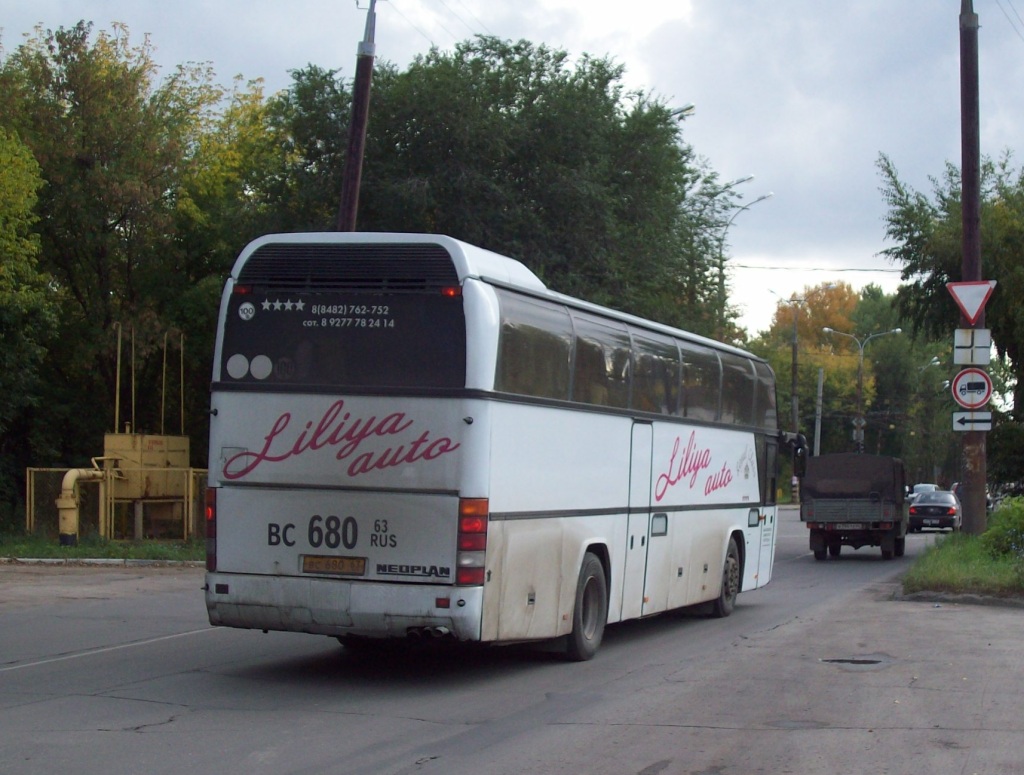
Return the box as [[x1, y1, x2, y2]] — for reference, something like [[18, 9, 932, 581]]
[[654, 431, 736, 502], [221, 399, 460, 479]]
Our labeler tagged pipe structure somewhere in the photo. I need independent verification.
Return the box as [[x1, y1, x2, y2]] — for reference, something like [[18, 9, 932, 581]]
[[55, 468, 105, 546]]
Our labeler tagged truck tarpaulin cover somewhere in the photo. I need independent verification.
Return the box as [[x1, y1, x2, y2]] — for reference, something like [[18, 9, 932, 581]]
[[801, 453, 906, 503]]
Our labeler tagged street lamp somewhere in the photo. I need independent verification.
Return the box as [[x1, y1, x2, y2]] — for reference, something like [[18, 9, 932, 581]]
[[670, 103, 696, 120], [822, 326, 902, 453], [715, 191, 774, 336]]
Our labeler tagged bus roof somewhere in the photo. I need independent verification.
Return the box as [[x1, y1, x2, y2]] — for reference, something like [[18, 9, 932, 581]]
[[232, 232, 764, 363]]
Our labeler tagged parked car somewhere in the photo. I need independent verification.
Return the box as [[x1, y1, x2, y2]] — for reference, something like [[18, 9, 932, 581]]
[[907, 483, 938, 505], [908, 490, 962, 532]]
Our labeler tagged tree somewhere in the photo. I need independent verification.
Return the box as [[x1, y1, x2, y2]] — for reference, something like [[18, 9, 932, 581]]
[[879, 150, 1024, 485], [749, 283, 857, 453], [223, 37, 733, 336], [878, 151, 1024, 413], [0, 22, 224, 468], [359, 37, 724, 334], [0, 127, 55, 526]]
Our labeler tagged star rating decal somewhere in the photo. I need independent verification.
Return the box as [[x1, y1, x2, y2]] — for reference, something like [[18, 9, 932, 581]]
[[260, 298, 306, 312]]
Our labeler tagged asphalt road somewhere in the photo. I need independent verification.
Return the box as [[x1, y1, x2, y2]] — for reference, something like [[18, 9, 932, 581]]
[[1, 508, 1020, 774]]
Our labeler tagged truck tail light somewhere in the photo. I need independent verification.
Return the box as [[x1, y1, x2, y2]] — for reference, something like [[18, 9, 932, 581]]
[[456, 498, 488, 586], [205, 488, 217, 572]]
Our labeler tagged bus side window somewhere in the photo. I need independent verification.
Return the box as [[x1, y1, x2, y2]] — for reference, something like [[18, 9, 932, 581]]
[[720, 352, 756, 426], [495, 291, 572, 400], [631, 331, 680, 415], [679, 342, 720, 421], [753, 360, 778, 431], [571, 314, 630, 408]]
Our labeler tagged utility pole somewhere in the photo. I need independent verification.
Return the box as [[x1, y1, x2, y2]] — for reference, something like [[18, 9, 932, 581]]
[[959, 0, 987, 535], [336, 0, 377, 231]]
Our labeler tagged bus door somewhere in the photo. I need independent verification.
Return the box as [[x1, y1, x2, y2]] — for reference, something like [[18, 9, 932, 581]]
[[621, 422, 653, 620], [744, 439, 778, 589]]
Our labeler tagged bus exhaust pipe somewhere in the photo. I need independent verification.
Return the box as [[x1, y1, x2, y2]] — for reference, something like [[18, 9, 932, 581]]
[[406, 626, 451, 640]]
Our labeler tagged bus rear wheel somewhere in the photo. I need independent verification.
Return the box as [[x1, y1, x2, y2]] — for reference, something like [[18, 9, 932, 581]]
[[566, 552, 608, 661], [711, 539, 740, 618]]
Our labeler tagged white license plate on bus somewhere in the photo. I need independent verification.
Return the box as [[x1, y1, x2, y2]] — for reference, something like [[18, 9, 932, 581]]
[[302, 555, 367, 576], [836, 523, 863, 531]]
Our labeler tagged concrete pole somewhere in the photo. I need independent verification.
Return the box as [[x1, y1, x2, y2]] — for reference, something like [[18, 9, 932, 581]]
[[337, 0, 377, 231], [959, 0, 987, 534]]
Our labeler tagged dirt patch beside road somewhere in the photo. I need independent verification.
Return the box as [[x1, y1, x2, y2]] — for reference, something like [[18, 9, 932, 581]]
[[0, 560, 205, 610]]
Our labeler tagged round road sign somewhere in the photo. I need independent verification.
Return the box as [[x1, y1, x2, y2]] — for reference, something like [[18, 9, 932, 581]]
[[951, 367, 992, 410]]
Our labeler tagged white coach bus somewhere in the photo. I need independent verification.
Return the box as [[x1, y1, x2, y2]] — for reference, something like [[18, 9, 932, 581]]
[[204, 233, 785, 660]]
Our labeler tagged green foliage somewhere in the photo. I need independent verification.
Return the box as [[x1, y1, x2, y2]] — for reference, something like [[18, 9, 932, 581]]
[[902, 531, 1024, 596], [980, 497, 1024, 559], [0, 22, 225, 473], [988, 421, 1024, 486], [0, 126, 55, 527], [358, 37, 726, 335], [878, 151, 1024, 416], [0, 23, 763, 500], [0, 533, 204, 562]]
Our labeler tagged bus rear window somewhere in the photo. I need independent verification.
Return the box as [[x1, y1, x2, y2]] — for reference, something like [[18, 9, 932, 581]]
[[220, 291, 466, 389]]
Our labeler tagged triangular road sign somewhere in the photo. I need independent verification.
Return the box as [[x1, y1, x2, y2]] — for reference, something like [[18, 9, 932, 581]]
[[947, 280, 996, 325]]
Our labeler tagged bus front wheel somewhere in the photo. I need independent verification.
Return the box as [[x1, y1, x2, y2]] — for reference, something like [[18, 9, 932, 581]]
[[566, 552, 608, 661]]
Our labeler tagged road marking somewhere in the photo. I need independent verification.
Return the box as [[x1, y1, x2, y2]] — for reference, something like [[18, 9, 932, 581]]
[[0, 627, 219, 673]]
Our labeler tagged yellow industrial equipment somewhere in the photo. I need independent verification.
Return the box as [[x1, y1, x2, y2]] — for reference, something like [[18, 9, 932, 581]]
[[46, 325, 206, 545]]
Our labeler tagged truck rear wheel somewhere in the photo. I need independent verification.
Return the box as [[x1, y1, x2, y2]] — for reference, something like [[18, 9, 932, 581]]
[[881, 534, 895, 560]]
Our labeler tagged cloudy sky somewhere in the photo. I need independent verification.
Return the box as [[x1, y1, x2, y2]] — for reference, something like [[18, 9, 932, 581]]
[[3, 1, 1023, 334]]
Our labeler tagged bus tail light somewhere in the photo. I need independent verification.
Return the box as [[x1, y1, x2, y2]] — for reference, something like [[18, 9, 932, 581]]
[[456, 498, 488, 586], [205, 488, 217, 572]]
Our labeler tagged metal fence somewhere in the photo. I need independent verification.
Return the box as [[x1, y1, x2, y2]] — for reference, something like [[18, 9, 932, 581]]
[[26, 467, 207, 541]]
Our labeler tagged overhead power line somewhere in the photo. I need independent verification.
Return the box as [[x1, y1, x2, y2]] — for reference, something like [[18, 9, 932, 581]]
[[996, 0, 1024, 42], [732, 263, 903, 274]]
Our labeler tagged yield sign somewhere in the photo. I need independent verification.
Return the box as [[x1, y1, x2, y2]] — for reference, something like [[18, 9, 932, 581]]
[[947, 281, 996, 325]]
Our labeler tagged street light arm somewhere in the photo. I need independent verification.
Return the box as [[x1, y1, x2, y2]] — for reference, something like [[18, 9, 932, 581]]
[[821, 326, 902, 453]]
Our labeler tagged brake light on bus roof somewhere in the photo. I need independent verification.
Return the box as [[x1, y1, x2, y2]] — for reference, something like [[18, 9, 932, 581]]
[[456, 498, 488, 586], [441, 286, 462, 298], [233, 284, 254, 296]]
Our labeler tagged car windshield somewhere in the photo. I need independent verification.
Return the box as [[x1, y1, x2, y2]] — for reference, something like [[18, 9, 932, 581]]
[[913, 484, 938, 494]]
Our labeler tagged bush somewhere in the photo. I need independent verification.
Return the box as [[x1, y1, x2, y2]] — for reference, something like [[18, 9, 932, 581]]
[[980, 497, 1024, 558]]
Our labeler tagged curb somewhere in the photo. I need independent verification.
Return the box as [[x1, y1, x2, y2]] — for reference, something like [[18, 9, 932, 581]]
[[0, 557, 204, 568]]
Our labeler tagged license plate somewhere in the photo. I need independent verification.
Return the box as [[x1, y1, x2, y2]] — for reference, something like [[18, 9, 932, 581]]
[[924, 519, 939, 526], [302, 555, 367, 576], [836, 523, 863, 531]]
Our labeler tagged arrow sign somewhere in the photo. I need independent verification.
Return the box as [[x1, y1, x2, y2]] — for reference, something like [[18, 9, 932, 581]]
[[947, 281, 996, 325], [953, 411, 992, 432]]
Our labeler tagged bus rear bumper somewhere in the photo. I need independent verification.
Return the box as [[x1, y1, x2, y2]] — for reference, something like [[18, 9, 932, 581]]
[[205, 572, 484, 642]]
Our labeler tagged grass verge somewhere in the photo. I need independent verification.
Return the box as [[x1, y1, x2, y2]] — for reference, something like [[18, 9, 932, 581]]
[[902, 531, 1024, 598], [0, 533, 204, 563]]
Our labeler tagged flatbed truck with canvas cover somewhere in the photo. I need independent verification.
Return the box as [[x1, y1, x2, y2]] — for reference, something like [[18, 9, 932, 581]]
[[799, 453, 908, 560]]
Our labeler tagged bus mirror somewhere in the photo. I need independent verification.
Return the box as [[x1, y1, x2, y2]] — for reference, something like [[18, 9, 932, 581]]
[[792, 434, 808, 478]]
